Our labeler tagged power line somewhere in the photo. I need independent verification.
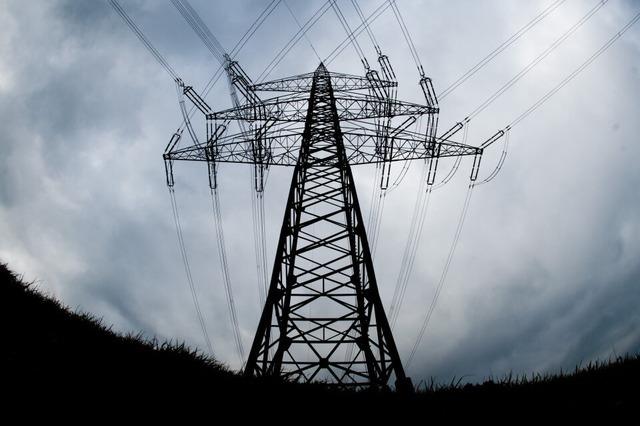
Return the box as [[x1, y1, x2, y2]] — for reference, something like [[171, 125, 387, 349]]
[[509, 9, 640, 128], [351, 0, 380, 51], [176, 1, 281, 141], [258, 1, 333, 82], [324, 0, 393, 66], [472, 6, 640, 185], [388, 0, 424, 76], [258, 193, 269, 301], [250, 190, 269, 306], [171, 0, 226, 64], [388, 121, 470, 329], [366, 169, 386, 257], [169, 188, 215, 356], [330, 0, 369, 69], [405, 7, 640, 370], [389, 119, 469, 328], [471, 6, 640, 184], [108, 0, 180, 82], [170, 0, 274, 313], [109, 0, 221, 356], [283, 0, 322, 62], [121, 0, 281, 362], [389, 183, 432, 329], [439, 0, 566, 100], [170, 0, 255, 363], [406, 183, 475, 368], [467, 0, 609, 121], [232, 0, 281, 59], [209, 188, 245, 362]]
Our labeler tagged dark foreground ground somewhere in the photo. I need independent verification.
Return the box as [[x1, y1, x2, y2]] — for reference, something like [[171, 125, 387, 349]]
[[1, 262, 637, 420]]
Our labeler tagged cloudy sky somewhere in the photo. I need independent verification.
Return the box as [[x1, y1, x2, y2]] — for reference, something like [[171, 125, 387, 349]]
[[1, 0, 639, 385]]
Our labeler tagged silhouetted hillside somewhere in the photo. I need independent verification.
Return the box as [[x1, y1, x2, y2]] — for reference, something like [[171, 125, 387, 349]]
[[0, 262, 311, 400], [1, 263, 234, 384], [1, 262, 637, 418]]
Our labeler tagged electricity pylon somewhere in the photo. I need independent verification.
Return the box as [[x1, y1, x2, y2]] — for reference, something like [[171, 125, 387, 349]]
[[164, 60, 484, 390]]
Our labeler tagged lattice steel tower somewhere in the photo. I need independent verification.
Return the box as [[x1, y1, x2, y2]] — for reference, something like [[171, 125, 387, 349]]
[[246, 63, 409, 389], [165, 55, 483, 390]]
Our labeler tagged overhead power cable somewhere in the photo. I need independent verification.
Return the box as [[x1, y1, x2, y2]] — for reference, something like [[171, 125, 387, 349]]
[[406, 183, 475, 368], [258, 1, 333, 82], [330, 0, 369, 69], [169, 188, 215, 356], [388, 121, 469, 329], [170, 0, 273, 308], [251, 190, 269, 305], [122, 0, 279, 360], [366, 166, 386, 257], [284, 0, 322, 62], [388, 166, 432, 329], [324, 0, 393, 66], [210, 189, 245, 362], [471, 6, 640, 187], [109, 0, 220, 356], [433, 157, 462, 191], [108, 0, 180, 82], [467, 0, 609, 121], [112, 0, 278, 141], [508, 8, 640, 128], [233, 0, 282, 58], [176, 0, 281, 137], [351, 0, 380, 51], [171, 0, 227, 65], [473, 7, 640, 186], [439, 0, 566, 100], [405, 7, 640, 368], [388, 0, 424, 75], [170, 0, 254, 361], [259, 194, 269, 299]]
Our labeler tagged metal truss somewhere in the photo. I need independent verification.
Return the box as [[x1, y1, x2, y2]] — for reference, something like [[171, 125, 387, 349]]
[[250, 70, 397, 92], [244, 64, 411, 390], [164, 65, 479, 180], [166, 128, 479, 167], [164, 69, 479, 175], [206, 91, 436, 123]]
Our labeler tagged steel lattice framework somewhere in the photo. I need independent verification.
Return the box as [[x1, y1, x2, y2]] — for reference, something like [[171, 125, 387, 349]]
[[164, 58, 485, 390], [245, 64, 410, 388]]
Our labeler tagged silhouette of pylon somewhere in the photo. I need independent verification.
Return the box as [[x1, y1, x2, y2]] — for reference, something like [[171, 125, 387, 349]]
[[244, 64, 411, 391]]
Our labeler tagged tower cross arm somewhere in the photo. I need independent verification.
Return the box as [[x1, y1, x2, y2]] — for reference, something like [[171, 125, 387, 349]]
[[251, 71, 397, 93], [164, 127, 480, 167], [207, 93, 437, 122], [165, 130, 303, 166], [341, 129, 481, 165]]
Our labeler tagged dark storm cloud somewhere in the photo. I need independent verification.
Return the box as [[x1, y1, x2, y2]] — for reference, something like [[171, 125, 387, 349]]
[[422, 258, 640, 383], [1, 0, 639, 381]]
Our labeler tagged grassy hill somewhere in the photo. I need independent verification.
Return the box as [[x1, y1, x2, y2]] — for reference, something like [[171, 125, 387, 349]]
[[1, 262, 637, 417]]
